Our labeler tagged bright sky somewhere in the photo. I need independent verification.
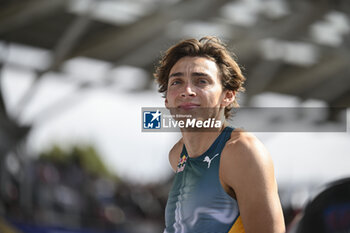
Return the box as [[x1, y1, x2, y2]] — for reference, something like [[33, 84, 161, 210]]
[[1, 65, 178, 184]]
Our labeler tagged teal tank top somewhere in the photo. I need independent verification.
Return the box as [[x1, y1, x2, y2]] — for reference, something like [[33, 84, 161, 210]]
[[164, 126, 245, 233]]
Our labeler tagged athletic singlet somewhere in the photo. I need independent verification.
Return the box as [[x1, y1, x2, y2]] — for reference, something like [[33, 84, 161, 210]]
[[164, 126, 245, 233]]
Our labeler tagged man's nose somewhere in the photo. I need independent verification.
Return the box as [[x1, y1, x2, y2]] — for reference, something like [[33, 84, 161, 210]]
[[181, 83, 196, 97]]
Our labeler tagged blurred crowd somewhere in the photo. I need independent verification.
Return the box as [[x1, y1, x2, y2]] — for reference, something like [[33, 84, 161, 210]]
[[1, 144, 349, 233], [0, 145, 170, 233]]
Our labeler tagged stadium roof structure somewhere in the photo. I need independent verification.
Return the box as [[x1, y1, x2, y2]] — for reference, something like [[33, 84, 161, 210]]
[[0, 0, 349, 110]]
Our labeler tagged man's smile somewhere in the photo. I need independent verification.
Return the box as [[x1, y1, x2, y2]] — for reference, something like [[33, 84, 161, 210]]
[[178, 103, 201, 110]]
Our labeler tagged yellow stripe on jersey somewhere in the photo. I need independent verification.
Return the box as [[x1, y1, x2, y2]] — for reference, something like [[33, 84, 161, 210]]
[[228, 216, 245, 233]]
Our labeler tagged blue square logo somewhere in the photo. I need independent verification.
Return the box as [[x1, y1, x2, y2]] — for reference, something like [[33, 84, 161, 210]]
[[143, 110, 161, 129]]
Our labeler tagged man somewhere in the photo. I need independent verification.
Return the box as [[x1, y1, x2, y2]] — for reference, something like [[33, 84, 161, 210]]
[[154, 37, 285, 233]]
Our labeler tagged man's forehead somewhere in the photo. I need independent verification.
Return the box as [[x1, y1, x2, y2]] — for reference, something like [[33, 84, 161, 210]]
[[169, 56, 218, 74]]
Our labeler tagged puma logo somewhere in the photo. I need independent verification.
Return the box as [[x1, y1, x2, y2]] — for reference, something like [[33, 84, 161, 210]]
[[203, 153, 219, 168]]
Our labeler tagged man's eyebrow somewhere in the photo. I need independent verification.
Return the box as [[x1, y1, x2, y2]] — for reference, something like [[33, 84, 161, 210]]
[[192, 72, 208, 77], [169, 71, 209, 78], [169, 72, 183, 78]]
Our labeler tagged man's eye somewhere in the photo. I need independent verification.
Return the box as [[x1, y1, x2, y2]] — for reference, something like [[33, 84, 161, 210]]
[[170, 80, 180, 86], [198, 79, 208, 84]]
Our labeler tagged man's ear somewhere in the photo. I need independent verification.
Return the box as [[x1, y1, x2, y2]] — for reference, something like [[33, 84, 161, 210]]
[[165, 98, 169, 108], [221, 90, 235, 107]]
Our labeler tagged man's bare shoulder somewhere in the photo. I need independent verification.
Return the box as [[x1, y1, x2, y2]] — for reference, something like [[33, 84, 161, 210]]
[[221, 129, 285, 232], [168, 138, 183, 172], [221, 129, 274, 189], [223, 129, 271, 164]]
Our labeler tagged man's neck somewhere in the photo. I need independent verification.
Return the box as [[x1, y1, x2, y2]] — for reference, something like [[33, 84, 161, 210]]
[[181, 123, 227, 158]]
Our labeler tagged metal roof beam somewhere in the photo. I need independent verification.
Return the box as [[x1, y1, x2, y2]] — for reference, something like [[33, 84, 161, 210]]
[[69, 0, 231, 61], [267, 51, 350, 95], [238, 0, 331, 98], [0, 0, 68, 35]]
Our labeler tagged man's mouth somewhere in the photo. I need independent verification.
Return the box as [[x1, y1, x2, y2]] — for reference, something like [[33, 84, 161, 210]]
[[178, 103, 200, 110]]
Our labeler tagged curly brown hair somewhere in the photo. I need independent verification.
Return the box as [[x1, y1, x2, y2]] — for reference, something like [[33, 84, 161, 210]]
[[154, 36, 245, 118]]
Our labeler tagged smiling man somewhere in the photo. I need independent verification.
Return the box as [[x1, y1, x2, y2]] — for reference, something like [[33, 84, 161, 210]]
[[155, 37, 285, 233]]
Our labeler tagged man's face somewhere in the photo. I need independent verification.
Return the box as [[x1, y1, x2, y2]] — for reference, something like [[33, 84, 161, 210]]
[[165, 56, 234, 118]]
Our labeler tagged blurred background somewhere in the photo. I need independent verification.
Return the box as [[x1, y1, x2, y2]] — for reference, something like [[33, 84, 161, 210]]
[[0, 0, 349, 232]]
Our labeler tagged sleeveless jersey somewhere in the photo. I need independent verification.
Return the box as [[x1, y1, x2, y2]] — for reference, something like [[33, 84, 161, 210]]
[[164, 126, 245, 233]]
